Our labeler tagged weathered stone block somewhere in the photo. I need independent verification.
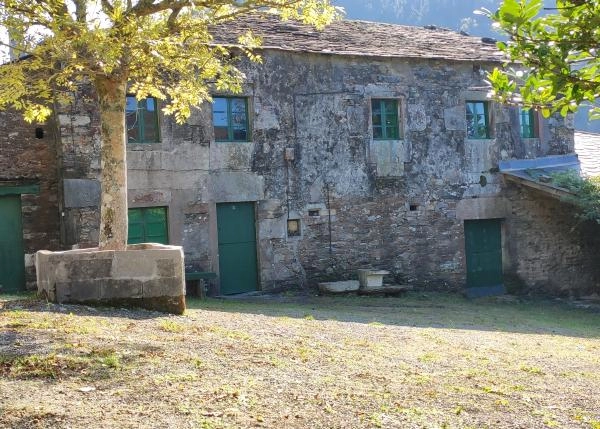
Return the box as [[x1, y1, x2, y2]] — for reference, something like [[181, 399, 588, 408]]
[[67, 258, 112, 279], [58, 114, 91, 127], [444, 105, 466, 131], [101, 280, 143, 299], [143, 278, 182, 298], [456, 197, 511, 220], [36, 245, 185, 314], [208, 171, 265, 203], [157, 259, 176, 277], [63, 179, 101, 208], [318, 280, 360, 294], [259, 217, 287, 239], [67, 280, 102, 302], [357, 269, 390, 289], [111, 251, 157, 278]]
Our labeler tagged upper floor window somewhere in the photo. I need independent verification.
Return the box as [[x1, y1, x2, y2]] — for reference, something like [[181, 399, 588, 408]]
[[519, 108, 538, 138], [213, 97, 249, 142], [372, 99, 401, 140], [126, 96, 159, 143], [466, 101, 490, 139]]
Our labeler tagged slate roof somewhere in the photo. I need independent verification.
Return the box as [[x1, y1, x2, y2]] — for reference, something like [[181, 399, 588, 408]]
[[211, 15, 504, 63], [574, 131, 600, 177]]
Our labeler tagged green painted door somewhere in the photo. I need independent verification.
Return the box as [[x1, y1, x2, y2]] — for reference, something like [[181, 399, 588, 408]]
[[217, 202, 258, 295], [128, 207, 168, 244], [464, 219, 505, 297], [0, 196, 25, 293]]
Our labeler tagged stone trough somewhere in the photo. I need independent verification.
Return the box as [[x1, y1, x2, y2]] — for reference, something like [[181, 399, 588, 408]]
[[36, 243, 185, 314], [357, 269, 390, 289]]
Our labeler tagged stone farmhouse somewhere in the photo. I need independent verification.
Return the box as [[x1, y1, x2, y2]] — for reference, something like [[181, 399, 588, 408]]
[[1, 16, 599, 298]]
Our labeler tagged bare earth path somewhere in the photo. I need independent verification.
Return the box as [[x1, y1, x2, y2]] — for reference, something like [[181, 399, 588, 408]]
[[1, 293, 599, 428]]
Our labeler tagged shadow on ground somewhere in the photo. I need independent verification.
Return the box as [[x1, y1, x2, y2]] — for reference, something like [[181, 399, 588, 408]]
[[2, 291, 600, 339], [186, 291, 600, 339]]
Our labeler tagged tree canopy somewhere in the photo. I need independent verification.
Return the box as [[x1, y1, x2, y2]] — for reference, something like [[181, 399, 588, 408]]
[[0, 0, 340, 123], [485, 0, 600, 119], [0, 0, 340, 250]]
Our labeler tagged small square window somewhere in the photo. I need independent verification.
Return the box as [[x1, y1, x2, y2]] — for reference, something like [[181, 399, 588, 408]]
[[287, 219, 301, 237], [519, 108, 537, 138], [308, 209, 320, 217], [128, 206, 169, 244], [126, 96, 160, 143], [466, 101, 490, 139], [372, 99, 401, 140], [213, 97, 250, 142]]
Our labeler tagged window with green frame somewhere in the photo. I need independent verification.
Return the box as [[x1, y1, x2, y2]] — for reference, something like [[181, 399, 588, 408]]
[[519, 108, 537, 138], [127, 207, 168, 244], [466, 101, 490, 139], [213, 97, 249, 142], [371, 99, 401, 140], [126, 96, 160, 143]]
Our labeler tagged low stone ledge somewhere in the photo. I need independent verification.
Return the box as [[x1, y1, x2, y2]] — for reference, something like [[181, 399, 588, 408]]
[[36, 244, 185, 314], [318, 280, 360, 294]]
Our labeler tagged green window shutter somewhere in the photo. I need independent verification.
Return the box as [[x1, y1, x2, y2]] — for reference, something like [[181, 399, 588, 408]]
[[126, 96, 160, 144], [213, 97, 249, 142], [372, 99, 401, 140], [519, 108, 536, 138], [127, 207, 168, 245], [466, 101, 490, 139]]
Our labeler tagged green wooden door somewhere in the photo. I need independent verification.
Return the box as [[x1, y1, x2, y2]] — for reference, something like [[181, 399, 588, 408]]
[[128, 207, 168, 244], [0, 196, 25, 293], [217, 202, 258, 295], [464, 219, 505, 297]]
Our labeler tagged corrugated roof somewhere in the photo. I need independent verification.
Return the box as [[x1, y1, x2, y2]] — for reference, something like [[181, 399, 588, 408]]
[[574, 131, 600, 177], [211, 15, 504, 62]]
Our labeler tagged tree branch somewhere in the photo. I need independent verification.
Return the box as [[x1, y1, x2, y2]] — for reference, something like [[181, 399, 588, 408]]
[[101, 0, 115, 15], [74, 0, 87, 22]]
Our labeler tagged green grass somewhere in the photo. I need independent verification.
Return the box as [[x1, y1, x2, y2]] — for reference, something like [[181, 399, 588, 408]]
[[188, 292, 600, 338], [1, 292, 599, 428]]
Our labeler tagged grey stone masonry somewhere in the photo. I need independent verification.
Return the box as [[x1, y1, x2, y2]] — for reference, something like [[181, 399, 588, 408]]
[[36, 244, 185, 314], [42, 18, 597, 297]]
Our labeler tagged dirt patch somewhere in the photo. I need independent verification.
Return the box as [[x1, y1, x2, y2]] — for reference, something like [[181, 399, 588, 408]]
[[1, 294, 599, 428]]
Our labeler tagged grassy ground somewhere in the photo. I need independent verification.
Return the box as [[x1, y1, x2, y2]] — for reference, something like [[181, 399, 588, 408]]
[[1, 292, 599, 429]]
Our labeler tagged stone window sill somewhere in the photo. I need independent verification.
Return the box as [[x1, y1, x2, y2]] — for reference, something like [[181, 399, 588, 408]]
[[127, 142, 162, 151], [465, 138, 494, 143]]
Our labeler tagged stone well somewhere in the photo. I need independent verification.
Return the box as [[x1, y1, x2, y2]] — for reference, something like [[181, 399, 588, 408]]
[[36, 243, 185, 314]]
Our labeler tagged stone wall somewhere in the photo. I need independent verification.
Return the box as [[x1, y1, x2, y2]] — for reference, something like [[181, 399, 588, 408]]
[[504, 183, 600, 297], [0, 111, 60, 288], [52, 48, 593, 296]]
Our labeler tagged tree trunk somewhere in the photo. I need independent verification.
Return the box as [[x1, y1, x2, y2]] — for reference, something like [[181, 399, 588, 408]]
[[95, 77, 128, 251]]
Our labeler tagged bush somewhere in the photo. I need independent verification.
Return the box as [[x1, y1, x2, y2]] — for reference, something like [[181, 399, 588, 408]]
[[551, 171, 600, 223]]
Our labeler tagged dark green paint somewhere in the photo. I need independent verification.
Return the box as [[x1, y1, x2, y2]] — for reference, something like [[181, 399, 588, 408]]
[[464, 219, 504, 293], [0, 196, 25, 292], [126, 96, 160, 144], [217, 202, 258, 295], [371, 99, 400, 140], [520, 108, 537, 138], [466, 101, 490, 139], [128, 207, 168, 244], [0, 184, 39, 196]]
